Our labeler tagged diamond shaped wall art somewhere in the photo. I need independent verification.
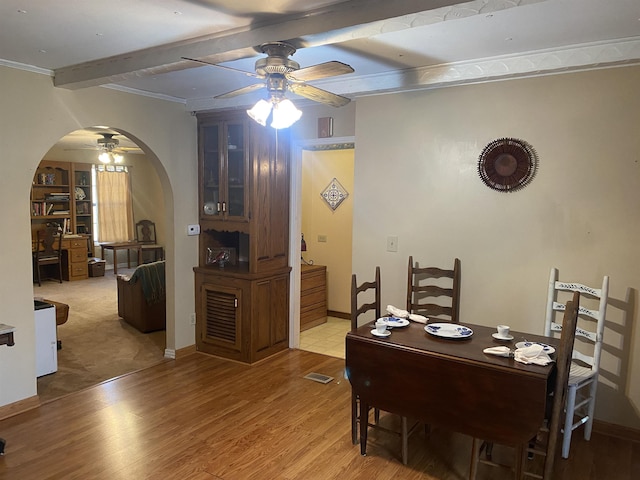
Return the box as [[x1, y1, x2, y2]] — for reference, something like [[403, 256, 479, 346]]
[[321, 177, 349, 211]]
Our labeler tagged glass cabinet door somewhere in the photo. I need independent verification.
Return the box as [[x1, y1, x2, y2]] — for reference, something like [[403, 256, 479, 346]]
[[225, 122, 246, 218], [202, 124, 221, 217]]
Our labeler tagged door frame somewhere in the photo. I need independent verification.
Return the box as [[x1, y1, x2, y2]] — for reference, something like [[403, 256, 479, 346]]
[[289, 136, 355, 349]]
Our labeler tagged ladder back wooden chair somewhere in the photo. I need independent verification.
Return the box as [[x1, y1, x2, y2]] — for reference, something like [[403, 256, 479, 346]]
[[33, 224, 64, 286], [350, 266, 415, 464], [406, 256, 461, 323], [470, 290, 580, 480], [135, 219, 164, 263], [544, 268, 609, 458]]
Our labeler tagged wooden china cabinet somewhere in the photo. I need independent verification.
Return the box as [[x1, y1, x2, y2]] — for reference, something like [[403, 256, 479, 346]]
[[194, 110, 291, 364]]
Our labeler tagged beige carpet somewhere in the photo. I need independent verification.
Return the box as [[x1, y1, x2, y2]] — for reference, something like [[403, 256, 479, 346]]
[[33, 267, 167, 403]]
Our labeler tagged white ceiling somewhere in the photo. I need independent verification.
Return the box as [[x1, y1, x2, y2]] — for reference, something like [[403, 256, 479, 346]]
[[2, 0, 639, 149]]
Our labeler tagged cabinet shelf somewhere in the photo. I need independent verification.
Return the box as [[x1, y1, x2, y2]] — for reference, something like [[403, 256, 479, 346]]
[[31, 161, 94, 249]]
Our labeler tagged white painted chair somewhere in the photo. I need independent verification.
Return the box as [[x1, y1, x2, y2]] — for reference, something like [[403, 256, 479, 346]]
[[544, 268, 609, 459]]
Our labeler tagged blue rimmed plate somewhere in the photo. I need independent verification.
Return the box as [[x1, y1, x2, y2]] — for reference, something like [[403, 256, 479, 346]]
[[379, 317, 409, 327], [424, 323, 473, 339]]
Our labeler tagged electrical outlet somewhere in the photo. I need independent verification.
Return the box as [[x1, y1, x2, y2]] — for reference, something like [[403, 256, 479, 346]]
[[318, 234, 327, 243], [387, 235, 398, 252], [190, 313, 196, 325], [187, 224, 200, 236]]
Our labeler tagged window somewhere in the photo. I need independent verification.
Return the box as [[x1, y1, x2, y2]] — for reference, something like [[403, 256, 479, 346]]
[[94, 165, 134, 242]]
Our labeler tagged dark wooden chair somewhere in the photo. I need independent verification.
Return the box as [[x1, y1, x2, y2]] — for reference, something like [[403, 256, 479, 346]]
[[350, 267, 414, 464], [469, 290, 580, 480], [135, 219, 164, 262], [33, 225, 63, 286], [406, 256, 461, 323]]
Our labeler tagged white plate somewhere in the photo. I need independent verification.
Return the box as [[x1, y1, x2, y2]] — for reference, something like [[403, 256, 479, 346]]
[[371, 329, 391, 337], [515, 341, 555, 354], [379, 317, 409, 327], [424, 323, 473, 339], [492, 333, 514, 341]]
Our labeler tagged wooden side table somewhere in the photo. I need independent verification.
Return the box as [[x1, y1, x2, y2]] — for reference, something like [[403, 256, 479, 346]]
[[99, 242, 142, 275]]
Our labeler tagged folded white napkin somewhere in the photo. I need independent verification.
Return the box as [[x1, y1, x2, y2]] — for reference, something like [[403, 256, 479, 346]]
[[386, 305, 428, 324], [514, 344, 553, 366], [483, 346, 512, 357]]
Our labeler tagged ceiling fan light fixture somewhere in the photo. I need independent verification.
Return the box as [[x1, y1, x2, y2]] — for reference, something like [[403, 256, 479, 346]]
[[270, 99, 302, 129], [247, 99, 272, 126], [97, 133, 124, 163], [98, 150, 124, 164]]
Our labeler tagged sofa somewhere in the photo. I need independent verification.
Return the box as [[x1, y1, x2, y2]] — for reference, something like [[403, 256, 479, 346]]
[[116, 260, 166, 333]]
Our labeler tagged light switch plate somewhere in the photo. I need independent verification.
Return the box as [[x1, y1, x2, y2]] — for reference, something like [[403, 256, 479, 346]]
[[187, 224, 200, 236], [387, 235, 398, 252]]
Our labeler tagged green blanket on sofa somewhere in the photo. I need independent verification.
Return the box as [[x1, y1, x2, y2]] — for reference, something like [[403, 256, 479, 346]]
[[129, 260, 165, 304]]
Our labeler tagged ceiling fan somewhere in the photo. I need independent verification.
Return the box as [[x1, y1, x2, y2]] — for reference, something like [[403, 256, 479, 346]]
[[182, 41, 354, 126]]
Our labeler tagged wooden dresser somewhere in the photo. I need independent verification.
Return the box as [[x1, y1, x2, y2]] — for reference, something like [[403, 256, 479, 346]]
[[300, 264, 327, 331], [62, 236, 89, 281]]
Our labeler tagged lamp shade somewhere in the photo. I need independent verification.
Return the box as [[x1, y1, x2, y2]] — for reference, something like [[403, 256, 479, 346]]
[[247, 99, 272, 126], [98, 151, 124, 164], [270, 99, 302, 129]]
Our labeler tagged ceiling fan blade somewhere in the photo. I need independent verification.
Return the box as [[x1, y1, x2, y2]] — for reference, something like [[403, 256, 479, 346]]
[[181, 57, 263, 79], [215, 83, 265, 99], [288, 83, 351, 108], [287, 61, 354, 82]]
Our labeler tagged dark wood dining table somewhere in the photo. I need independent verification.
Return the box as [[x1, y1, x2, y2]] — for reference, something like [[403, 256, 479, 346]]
[[346, 320, 558, 458]]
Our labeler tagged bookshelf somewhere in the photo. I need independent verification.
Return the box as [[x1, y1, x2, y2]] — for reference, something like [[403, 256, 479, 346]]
[[31, 161, 94, 245]]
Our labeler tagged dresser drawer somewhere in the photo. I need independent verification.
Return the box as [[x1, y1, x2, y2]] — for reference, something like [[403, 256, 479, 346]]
[[301, 288, 326, 311], [301, 272, 325, 292], [70, 248, 87, 263], [66, 261, 88, 281], [68, 239, 87, 249]]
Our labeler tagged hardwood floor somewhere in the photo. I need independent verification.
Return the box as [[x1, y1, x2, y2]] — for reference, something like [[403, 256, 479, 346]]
[[1, 350, 638, 479]]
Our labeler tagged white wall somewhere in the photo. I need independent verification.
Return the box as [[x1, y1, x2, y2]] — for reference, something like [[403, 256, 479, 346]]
[[352, 66, 640, 428], [0, 66, 198, 407]]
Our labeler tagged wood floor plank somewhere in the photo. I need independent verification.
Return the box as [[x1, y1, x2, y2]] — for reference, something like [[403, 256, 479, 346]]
[[0, 350, 637, 480]]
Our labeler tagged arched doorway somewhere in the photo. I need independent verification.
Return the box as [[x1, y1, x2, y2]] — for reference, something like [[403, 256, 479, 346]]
[[32, 127, 168, 402]]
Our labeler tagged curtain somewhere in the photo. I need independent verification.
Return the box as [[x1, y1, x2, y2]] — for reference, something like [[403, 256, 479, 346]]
[[96, 167, 134, 242]]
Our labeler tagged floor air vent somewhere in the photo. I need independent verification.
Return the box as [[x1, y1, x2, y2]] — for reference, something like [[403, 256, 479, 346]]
[[304, 372, 334, 384]]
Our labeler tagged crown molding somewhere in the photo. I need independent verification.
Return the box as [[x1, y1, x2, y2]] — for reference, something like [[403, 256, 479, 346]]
[[186, 37, 640, 111]]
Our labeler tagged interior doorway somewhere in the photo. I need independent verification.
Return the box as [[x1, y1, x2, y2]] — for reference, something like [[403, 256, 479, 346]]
[[294, 140, 355, 358], [32, 127, 167, 402]]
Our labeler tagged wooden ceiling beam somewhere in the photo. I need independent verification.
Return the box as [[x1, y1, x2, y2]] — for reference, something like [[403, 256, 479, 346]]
[[53, 0, 461, 89]]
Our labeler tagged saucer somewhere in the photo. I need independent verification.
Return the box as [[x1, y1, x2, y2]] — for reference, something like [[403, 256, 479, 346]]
[[371, 329, 391, 337], [492, 333, 514, 341]]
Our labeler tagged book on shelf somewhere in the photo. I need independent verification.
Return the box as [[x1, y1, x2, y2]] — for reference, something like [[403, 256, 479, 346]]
[[51, 210, 70, 215], [46, 203, 54, 215]]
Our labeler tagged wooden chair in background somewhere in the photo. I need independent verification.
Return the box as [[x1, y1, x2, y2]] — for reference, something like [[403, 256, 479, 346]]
[[350, 266, 415, 464], [135, 219, 164, 263], [544, 268, 609, 458], [33, 225, 63, 286], [406, 256, 461, 323]]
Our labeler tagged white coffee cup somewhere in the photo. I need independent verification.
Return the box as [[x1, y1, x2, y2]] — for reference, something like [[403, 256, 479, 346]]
[[375, 320, 387, 334], [497, 324, 510, 338]]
